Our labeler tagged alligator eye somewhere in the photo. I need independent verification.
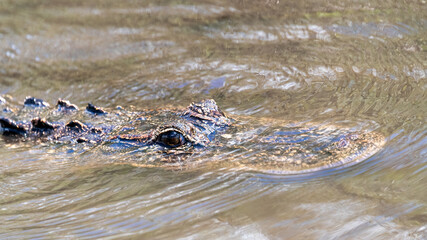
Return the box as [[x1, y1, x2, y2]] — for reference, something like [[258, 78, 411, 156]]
[[156, 130, 187, 148]]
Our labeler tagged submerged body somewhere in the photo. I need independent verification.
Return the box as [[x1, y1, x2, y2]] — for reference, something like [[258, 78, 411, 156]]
[[0, 96, 384, 173]]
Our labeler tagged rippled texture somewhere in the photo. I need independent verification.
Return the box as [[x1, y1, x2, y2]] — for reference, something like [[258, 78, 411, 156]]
[[0, 0, 426, 239]]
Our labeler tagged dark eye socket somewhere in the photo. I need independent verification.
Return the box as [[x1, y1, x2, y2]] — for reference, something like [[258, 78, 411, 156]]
[[156, 130, 186, 148]]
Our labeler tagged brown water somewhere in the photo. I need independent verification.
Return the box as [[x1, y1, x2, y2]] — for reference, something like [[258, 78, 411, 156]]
[[0, 0, 426, 239]]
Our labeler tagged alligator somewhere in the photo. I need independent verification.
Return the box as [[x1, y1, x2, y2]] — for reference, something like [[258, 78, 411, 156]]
[[0, 96, 385, 173]]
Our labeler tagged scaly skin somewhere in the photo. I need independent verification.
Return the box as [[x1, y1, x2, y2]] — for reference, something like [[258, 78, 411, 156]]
[[0, 97, 230, 148], [0, 96, 385, 173]]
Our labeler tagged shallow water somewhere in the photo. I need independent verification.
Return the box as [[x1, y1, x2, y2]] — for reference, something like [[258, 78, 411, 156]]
[[0, 0, 426, 239]]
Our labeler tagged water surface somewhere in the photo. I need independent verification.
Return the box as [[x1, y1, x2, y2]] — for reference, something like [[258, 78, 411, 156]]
[[0, 0, 426, 239]]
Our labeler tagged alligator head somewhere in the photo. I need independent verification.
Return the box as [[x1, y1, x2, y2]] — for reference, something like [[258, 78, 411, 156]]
[[113, 99, 231, 148], [0, 96, 385, 173]]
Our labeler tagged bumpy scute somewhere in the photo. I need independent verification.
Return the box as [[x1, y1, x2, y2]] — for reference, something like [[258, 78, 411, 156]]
[[57, 99, 79, 111], [24, 96, 50, 108], [31, 118, 57, 131], [0, 117, 27, 136], [86, 103, 107, 115], [66, 120, 88, 132]]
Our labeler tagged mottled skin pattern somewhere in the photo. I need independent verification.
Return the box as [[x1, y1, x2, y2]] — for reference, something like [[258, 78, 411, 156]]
[[0, 96, 385, 173], [0, 97, 229, 148]]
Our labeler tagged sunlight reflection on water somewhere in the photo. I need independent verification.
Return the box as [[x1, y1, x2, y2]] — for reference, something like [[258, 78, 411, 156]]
[[0, 0, 426, 239]]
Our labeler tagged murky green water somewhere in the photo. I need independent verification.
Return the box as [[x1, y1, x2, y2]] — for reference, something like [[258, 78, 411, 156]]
[[0, 0, 426, 239]]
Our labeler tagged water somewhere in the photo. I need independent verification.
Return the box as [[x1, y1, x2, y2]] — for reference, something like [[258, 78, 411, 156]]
[[0, 0, 426, 239]]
